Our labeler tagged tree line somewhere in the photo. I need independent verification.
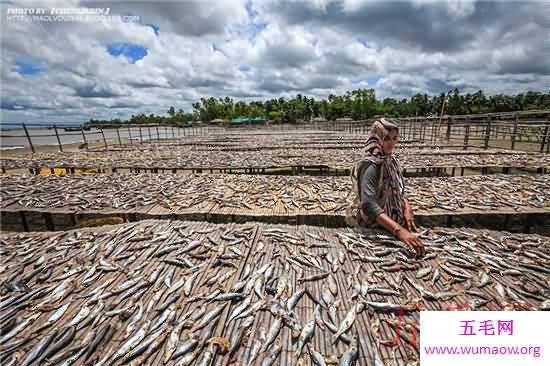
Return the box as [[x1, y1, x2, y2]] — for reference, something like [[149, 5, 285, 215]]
[[85, 89, 550, 127]]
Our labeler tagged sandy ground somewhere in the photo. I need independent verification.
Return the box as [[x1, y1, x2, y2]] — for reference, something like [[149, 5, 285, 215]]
[[0, 136, 543, 159], [0, 140, 116, 158]]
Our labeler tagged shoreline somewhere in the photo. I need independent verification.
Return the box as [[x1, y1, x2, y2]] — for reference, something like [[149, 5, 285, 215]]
[[0, 141, 111, 157]]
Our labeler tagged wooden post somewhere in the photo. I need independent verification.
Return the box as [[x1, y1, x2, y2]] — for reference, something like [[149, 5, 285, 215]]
[[541, 123, 550, 153], [420, 121, 427, 142], [172, 126, 175, 139], [511, 113, 518, 150], [116, 127, 122, 146], [19, 211, 29, 232], [434, 95, 448, 142], [484, 116, 491, 149], [139, 127, 143, 143], [446, 117, 452, 141], [100, 128, 108, 149], [44, 212, 54, 231], [156, 126, 160, 141], [80, 126, 88, 147], [53, 125, 63, 152], [148, 127, 152, 141], [22, 123, 35, 153], [127, 126, 133, 145], [463, 117, 470, 150]]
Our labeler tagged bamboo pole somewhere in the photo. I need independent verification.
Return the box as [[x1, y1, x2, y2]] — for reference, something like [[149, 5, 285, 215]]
[[484, 116, 492, 149], [463, 117, 470, 150], [22, 123, 35, 153], [511, 113, 518, 150], [541, 123, 549, 153], [433, 94, 448, 143], [116, 127, 122, 146], [80, 126, 88, 148], [99, 128, 108, 149], [53, 125, 63, 152]]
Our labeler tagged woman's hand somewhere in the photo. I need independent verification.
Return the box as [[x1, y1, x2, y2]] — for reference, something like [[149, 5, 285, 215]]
[[403, 200, 418, 232], [397, 228, 425, 257], [374, 212, 424, 257]]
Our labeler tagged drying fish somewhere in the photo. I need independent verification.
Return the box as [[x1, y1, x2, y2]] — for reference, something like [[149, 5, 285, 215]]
[[262, 316, 282, 352], [310, 347, 327, 366], [340, 335, 359, 366], [298, 272, 329, 282], [261, 340, 282, 366], [247, 328, 266, 366], [295, 320, 315, 359], [333, 304, 357, 343], [34, 301, 71, 331], [415, 266, 432, 279], [0, 215, 549, 366], [194, 305, 225, 331], [19, 330, 57, 366], [287, 289, 305, 312]]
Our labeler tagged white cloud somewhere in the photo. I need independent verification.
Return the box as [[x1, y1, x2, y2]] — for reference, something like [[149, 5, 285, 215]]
[[1, 0, 549, 124]]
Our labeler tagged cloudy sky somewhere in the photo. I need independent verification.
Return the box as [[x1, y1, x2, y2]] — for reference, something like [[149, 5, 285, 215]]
[[1, 0, 549, 125]]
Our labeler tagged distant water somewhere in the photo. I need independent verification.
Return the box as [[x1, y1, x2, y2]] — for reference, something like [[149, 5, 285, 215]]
[[0, 126, 189, 149]]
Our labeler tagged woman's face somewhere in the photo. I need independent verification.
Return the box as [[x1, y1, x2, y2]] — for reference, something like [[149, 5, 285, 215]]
[[382, 128, 399, 155]]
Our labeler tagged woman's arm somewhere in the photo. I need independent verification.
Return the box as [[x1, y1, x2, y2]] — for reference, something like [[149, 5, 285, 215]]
[[375, 212, 425, 257], [403, 198, 419, 232], [360, 164, 424, 257], [360, 164, 384, 219]]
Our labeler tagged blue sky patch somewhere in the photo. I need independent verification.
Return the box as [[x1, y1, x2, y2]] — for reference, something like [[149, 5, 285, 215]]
[[253, 21, 268, 34], [15, 57, 45, 76], [427, 78, 454, 93], [212, 43, 227, 57], [106, 43, 148, 63], [351, 75, 381, 86], [367, 75, 381, 85], [241, 0, 267, 42], [239, 64, 251, 72], [245, 0, 258, 18], [147, 24, 160, 36], [356, 36, 369, 48]]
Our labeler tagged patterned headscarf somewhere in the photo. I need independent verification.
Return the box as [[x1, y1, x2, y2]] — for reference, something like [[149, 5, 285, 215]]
[[346, 118, 406, 227]]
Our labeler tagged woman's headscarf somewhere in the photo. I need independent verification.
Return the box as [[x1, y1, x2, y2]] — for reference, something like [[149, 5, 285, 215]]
[[346, 118, 407, 227]]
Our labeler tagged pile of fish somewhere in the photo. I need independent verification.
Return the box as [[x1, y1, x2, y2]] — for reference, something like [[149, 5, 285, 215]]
[[2, 145, 548, 171], [104, 130, 428, 152], [1, 220, 549, 366], [407, 174, 550, 212], [96, 131, 401, 150], [0, 174, 350, 214], [1, 174, 548, 216]]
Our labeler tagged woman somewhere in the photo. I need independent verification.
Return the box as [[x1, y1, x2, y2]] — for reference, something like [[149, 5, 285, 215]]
[[348, 118, 425, 257]]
